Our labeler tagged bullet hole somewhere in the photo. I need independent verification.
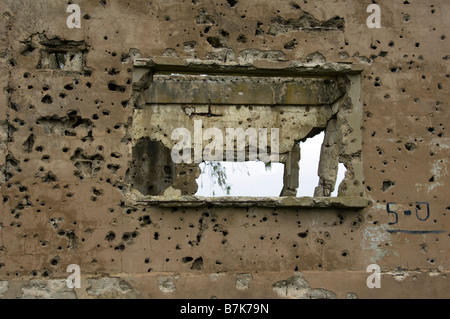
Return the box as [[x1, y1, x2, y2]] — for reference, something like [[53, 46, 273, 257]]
[[145, 258, 150, 264], [341, 250, 349, 257], [41, 94, 53, 104], [403, 14, 410, 22], [42, 171, 57, 183], [138, 215, 152, 226], [405, 142, 416, 151], [376, 146, 384, 156], [255, 21, 264, 36], [108, 68, 120, 76], [374, 77, 381, 87], [50, 257, 60, 266], [219, 29, 230, 39], [114, 244, 125, 251], [91, 187, 103, 196], [105, 231, 116, 242], [284, 39, 298, 50], [83, 14, 91, 20], [298, 231, 308, 238], [382, 180, 395, 192], [191, 257, 203, 270], [128, 231, 139, 240], [182, 256, 193, 263], [429, 176, 435, 182], [23, 134, 35, 153], [237, 34, 247, 43], [107, 81, 126, 92], [64, 84, 74, 90], [154, 232, 159, 240], [226, 0, 238, 7], [207, 36, 224, 48]]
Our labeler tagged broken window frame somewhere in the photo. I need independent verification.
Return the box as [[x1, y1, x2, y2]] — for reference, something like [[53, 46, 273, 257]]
[[36, 36, 90, 74], [128, 57, 368, 208]]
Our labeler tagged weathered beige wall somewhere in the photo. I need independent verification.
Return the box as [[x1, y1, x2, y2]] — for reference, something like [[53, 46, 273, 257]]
[[0, 0, 449, 299]]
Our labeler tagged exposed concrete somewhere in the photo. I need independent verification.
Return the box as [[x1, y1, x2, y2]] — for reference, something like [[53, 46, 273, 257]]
[[236, 273, 253, 290], [130, 194, 370, 208], [272, 273, 337, 299]]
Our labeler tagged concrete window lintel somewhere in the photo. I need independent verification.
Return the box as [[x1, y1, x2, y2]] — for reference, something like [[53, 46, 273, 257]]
[[128, 195, 369, 208]]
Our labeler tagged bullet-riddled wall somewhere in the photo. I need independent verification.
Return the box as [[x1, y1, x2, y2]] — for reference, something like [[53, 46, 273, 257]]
[[0, 0, 449, 299]]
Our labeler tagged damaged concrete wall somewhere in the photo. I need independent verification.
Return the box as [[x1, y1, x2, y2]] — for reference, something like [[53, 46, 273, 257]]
[[0, 0, 449, 299]]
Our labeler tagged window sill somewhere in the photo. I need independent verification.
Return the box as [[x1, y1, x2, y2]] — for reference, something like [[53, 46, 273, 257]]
[[128, 194, 370, 209]]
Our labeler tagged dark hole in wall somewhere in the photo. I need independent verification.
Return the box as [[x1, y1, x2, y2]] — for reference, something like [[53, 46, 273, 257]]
[[191, 257, 203, 270], [131, 138, 175, 195]]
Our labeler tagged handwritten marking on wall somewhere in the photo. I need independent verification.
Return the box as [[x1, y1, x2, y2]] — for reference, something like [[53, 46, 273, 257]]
[[386, 202, 446, 234]]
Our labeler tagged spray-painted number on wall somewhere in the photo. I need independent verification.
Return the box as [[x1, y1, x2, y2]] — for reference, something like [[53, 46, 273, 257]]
[[386, 202, 430, 225]]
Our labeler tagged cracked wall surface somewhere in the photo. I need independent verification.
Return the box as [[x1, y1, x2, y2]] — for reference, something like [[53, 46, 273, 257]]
[[0, 0, 449, 299]]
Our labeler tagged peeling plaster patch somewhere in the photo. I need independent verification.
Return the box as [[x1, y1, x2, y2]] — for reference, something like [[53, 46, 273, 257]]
[[21, 280, 77, 299], [237, 49, 286, 64], [414, 159, 448, 193], [385, 270, 410, 282], [86, 278, 135, 298], [362, 225, 392, 263], [268, 12, 345, 35], [272, 274, 336, 299], [428, 270, 442, 277], [209, 273, 225, 281], [157, 275, 177, 293], [346, 292, 358, 299], [0, 281, 9, 297], [236, 274, 253, 290], [428, 160, 447, 192]]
